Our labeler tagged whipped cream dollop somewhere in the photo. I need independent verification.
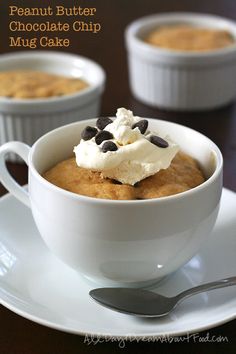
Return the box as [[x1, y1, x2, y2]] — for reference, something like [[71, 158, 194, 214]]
[[73, 108, 179, 185]]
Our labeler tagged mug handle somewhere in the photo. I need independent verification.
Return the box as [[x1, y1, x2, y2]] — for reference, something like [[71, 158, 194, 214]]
[[0, 141, 31, 208]]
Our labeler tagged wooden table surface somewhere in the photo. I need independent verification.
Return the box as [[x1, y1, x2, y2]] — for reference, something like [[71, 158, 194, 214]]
[[0, 0, 236, 352]]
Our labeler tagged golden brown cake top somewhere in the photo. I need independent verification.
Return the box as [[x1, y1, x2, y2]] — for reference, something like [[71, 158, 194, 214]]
[[43, 152, 205, 200], [145, 25, 234, 52], [0, 70, 89, 99]]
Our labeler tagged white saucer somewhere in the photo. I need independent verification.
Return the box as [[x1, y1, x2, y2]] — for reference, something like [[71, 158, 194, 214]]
[[0, 188, 236, 337]]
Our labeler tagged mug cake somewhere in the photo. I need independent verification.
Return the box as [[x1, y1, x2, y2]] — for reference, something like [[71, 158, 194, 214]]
[[44, 108, 205, 200], [0, 109, 222, 285], [0, 51, 105, 162], [125, 13, 236, 110], [145, 25, 234, 52], [0, 70, 89, 99]]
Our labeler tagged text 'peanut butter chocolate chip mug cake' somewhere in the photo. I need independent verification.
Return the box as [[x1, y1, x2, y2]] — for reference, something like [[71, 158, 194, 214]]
[[43, 108, 205, 200]]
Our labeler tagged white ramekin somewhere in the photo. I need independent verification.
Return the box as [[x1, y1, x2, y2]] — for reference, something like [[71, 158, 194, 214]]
[[0, 51, 106, 161], [125, 13, 236, 111]]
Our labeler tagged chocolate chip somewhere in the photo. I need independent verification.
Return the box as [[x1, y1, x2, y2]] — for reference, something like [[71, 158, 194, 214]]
[[150, 135, 169, 148], [112, 179, 122, 185], [95, 131, 114, 145], [101, 141, 118, 153], [96, 117, 113, 130], [81, 126, 98, 140], [133, 182, 140, 188], [132, 120, 148, 134]]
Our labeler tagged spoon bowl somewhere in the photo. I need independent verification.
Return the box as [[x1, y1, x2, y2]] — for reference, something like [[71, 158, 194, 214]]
[[90, 276, 236, 317]]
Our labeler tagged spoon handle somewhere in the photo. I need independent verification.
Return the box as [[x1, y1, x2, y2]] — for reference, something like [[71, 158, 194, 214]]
[[175, 276, 236, 303]]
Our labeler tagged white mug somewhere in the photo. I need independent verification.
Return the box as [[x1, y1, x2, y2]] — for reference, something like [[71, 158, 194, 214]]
[[0, 119, 223, 287]]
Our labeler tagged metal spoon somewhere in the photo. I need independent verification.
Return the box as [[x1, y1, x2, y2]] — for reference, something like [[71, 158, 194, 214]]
[[89, 276, 236, 317]]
